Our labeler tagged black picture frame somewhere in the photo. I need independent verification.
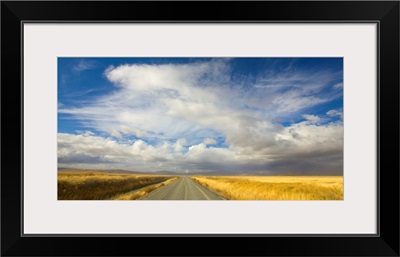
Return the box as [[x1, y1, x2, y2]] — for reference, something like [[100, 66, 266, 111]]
[[1, 1, 399, 256]]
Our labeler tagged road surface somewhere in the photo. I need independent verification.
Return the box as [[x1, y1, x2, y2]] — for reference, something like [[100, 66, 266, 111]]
[[140, 176, 224, 200]]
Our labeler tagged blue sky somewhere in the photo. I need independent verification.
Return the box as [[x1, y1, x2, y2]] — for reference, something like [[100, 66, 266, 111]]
[[58, 58, 343, 175]]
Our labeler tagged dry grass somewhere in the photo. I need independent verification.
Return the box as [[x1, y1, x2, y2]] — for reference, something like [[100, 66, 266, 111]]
[[58, 171, 175, 200], [112, 177, 178, 200], [192, 176, 343, 200]]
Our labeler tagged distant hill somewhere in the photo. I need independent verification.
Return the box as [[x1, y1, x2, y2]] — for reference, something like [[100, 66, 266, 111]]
[[58, 168, 149, 175], [58, 168, 185, 176], [57, 168, 236, 176], [57, 168, 341, 176]]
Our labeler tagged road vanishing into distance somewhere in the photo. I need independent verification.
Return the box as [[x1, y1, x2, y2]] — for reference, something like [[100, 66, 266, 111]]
[[140, 176, 224, 200]]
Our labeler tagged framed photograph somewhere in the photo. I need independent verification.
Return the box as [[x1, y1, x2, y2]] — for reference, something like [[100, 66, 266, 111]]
[[2, 1, 399, 256]]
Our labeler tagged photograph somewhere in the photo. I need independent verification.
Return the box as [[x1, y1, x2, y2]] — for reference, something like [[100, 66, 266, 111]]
[[2, 0, 399, 255], [58, 57, 344, 200]]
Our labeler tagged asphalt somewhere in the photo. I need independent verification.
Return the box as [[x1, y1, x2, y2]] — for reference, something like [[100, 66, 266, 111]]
[[140, 176, 224, 200]]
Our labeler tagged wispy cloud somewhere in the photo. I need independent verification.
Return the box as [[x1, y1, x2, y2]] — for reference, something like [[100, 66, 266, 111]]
[[72, 60, 96, 72], [333, 82, 343, 90]]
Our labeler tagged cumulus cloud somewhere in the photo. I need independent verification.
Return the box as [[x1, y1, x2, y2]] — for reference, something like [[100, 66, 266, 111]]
[[203, 138, 217, 145], [302, 114, 321, 124], [58, 118, 343, 174], [327, 109, 343, 119], [58, 59, 343, 174]]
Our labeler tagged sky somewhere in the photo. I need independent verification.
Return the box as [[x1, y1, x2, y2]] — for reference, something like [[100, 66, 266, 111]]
[[58, 57, 343, 175]]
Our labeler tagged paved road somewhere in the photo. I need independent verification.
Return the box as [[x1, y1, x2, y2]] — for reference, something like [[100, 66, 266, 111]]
[[140, 177, 224, 200]]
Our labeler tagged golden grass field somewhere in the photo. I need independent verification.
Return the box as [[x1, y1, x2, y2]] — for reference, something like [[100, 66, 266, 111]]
[[58, 171, 176, 200], [192, 176, 343, 200], [112, 177, 178, 200]]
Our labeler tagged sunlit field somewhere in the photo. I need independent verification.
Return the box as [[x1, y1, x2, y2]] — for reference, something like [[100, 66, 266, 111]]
[[192, 176, 343, 200], [113, 177, 178, 200], [58, 171, 176, 200]]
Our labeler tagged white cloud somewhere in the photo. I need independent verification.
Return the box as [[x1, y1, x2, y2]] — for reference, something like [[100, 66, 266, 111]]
[[274, 120, 343, 157], [203, 138, 217, 145], [302, 114, 321, 124], [58, 60, 343, 174], [333, 82, 343, 89], [327, 109, 343, 119], [73, 60, 96, 72], [273, 93, 327, 113], [252, 69, 342, 112], [58, 115, 343, 174]]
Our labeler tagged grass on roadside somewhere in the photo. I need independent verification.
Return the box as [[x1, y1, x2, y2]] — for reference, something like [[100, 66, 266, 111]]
[[112, 177, 178, 200], [58, 171, 175, 200], [192, 176, 343, 200]]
